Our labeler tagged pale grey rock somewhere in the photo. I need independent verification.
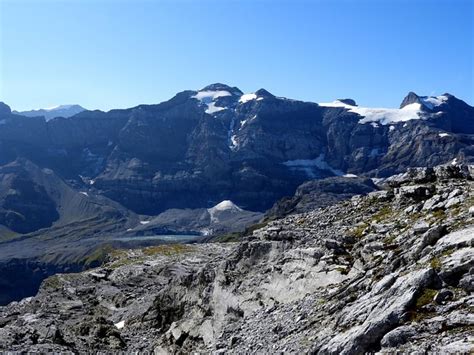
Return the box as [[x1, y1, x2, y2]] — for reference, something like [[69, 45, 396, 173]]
[[444, 195, 464, 209], [438, 248, 474, 285], [458, 273, 474, 292], [437, 339, 474, 353], [319, 269, 437, 354], [413, 220, 430, 234], [380, 325, 416, 348], [0, 166, 472, 353], [422, 194, 443, 210]]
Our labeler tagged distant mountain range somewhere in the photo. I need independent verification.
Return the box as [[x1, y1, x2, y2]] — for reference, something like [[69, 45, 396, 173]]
[[1, 83, 472, 217], [0, 83, 473, 304], [13, 104, 86, 121], [0, 84, 473, 226]]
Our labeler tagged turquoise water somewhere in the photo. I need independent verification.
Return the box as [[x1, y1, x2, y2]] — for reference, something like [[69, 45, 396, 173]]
[[111, 234, 202, 243]]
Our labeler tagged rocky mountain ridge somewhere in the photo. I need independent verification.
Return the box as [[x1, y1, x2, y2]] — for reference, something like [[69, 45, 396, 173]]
[[0, 164, 472, 353], [0, 84, 473, 221]]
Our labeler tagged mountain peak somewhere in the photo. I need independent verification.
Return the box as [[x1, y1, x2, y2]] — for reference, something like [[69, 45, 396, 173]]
[[337, 98, 357, 106], [0, 102, 11, 116], [399, 92, 421, 109], [400, 92, 453, 110], [200, 83, 243, 96], [255, 88, 274, 98], [209, 200, 242, 212]]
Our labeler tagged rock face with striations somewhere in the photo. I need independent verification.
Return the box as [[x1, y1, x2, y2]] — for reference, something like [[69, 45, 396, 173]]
[[0, 164, 472, 353]]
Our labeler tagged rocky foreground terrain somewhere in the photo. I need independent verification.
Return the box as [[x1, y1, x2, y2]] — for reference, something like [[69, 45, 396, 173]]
[[1, 85, 473, 308], [0, 164, 473, 353]]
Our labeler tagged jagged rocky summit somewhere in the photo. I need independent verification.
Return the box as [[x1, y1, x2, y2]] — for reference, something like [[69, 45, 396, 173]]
[[0, 164, 472, 353]]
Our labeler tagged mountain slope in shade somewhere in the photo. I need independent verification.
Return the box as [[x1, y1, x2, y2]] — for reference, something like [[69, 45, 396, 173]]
[[0, 158, 135, 235], [14, 104, 86, 120]]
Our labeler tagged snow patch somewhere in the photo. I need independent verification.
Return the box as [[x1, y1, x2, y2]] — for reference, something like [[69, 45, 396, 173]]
[[283, 154, 344, 178], [420, 95, 448, 110], [210, 200, 242, 212], [230, 135, 238, 149], [239, 93, 265, 104], [207, 200, 243, 223], [319, 100, 425, 125], [357, 103, 422, 125], [192, 90, 231, 102], [239, 93, 257, 103], [140, 221, 150, 225], [79, 192, 89, 197], [318, 100, 355, 108], [114, 320, 125, 329], [200, 228, 212, 236], [227, 112, 239, 149], [240, 115, 257, 129], [205, 102, 226, 114], [192, 90, 231, 115], [438, 133, 450, 138], [344, 174, 358, 178]]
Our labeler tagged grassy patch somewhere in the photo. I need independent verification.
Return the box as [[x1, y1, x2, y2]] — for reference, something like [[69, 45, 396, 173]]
[[109, 257, 140, 269], [142, 244, 193, 256], [441, 248, 455, 258], [408, 211, 423, 221], [372, 205, 394, 223], [429, 209, 446, 223], [82, 244, 115, 268], [415, 288, 437, 308], [383, 234, 396, 244], [42, 275, 62, 290], [351, 222, 368, 238], [430, 257, 441, 271], [0, 229, 21, 243]]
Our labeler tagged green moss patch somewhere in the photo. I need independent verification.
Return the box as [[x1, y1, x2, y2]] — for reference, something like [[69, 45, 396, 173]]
[[415, 288, 437, 308]]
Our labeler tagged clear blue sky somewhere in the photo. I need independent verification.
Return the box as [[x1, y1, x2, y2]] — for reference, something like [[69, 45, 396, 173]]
[[1, 0, 472, 111]]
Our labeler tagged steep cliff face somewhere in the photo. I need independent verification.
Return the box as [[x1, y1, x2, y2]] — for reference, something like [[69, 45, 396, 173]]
[[1, 164, 472, 353], [1, 85, 473, 216]]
